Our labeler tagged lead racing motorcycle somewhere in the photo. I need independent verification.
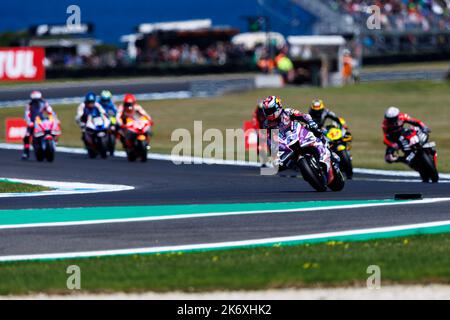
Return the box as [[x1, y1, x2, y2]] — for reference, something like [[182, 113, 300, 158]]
[[393, 126, 438, 183], [277, 122, 345, 192]]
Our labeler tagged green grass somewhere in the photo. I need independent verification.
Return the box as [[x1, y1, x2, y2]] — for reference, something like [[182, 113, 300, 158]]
[[0, 180, 50, 193], [1, 80, 449, 171], [0, 233, 449, 295], [362, 60, 450, 72]]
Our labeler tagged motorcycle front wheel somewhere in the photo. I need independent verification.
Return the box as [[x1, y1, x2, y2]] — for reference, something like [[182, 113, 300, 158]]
[[416, 151, 439, 183], [33, 138, 44, 162], [337, 149, 353, 179], [328, 165, 345, 191], [298, 155, 327, 192], [45, 140, 55, 162]]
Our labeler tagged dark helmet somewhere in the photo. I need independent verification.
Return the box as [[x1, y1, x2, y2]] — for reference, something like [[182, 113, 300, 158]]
[[85, 92, 96, 104]]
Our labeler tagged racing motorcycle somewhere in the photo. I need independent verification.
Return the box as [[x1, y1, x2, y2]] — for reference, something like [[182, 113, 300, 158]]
[[33, 114, 61, 162], [278, 122, 345, 192], [324, 118, 353, 179], [83, 112, 111, 159], [107, 113, 117, 156], [123, 116, 152, 162], [394, 127, 438, 183]]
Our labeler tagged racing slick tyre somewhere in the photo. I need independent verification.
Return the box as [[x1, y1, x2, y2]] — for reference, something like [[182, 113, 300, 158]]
[[298, 155, 327, 192], [127, 150, 137, 162], [418, 152, 439, 183], [137, 141, 148, 163], [87, 148, 97, 159], [45, 140, 55, 162], [337, 150, 353, 179], [98, 136, 108, 159], [108, 133, 116, 157], [328, 166, 345, 191], [34, 139, 44, 162], [35, 148, 44, 162]]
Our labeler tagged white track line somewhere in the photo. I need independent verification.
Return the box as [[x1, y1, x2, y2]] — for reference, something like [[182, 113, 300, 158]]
[[0, 177, 134, 197], [1, 197, 450, 230], [1, 219, 450, 262]]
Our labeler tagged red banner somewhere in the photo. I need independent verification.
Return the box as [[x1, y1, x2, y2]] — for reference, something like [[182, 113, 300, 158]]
[[5, 118, 28, 142], [243, 120, 258, 150], [0, 47, 45, 81]]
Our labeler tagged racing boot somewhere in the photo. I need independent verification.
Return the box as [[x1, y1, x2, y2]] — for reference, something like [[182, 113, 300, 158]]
[[21, 148, 30, 160]]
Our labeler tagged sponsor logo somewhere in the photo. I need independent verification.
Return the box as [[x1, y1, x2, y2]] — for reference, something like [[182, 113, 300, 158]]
[[0, 47, 45, 81], [5, 118, 27, 142]]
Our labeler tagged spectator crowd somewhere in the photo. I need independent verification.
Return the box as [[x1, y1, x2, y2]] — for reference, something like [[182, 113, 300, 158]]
[[330, 0, 450, 31]]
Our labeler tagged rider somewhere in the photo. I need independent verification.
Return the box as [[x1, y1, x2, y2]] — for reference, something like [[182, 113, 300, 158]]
[[252, 100, 266, 129], [383, 106, 430, 163], [22, 91, 55, 160], [116, 94, 153, 146], [260, 95, 329, 169], [75, 92, 109, 140], [98, 90, 117, 118], [308, 99, 343, 129]]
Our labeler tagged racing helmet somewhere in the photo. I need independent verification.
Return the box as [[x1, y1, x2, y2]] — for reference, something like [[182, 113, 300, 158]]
[[262, 96, 282, 121], [30, 90, 42, 100], [100, 90, 112, 102], [385, 106, 400, 123], [84, 92, 96, 107], [123, 93, 136, 112], [311, 99, 325, 111]]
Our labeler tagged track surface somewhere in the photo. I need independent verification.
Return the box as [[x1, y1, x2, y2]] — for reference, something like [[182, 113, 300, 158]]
[[0, 148, 449, 256], [0, 74, 255, 102]]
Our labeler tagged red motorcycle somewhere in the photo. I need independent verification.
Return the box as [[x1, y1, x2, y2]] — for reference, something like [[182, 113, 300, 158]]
[[396, 127, 438, 183], [33, 114, 61, 162], [123, 116, 152, 162]]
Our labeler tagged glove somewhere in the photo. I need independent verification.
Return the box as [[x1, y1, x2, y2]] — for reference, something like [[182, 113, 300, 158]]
[[308, 121, 323, 137], [386, 153, 399, 163], [308, 121, 319, 132]]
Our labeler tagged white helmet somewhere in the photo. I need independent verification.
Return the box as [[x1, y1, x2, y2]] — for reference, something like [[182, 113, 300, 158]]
[[30, 90, 42, 100], [385, 106, 400, 120]]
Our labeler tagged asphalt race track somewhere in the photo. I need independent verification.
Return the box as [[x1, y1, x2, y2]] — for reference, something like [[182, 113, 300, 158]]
[[0, 148, 449, 257]]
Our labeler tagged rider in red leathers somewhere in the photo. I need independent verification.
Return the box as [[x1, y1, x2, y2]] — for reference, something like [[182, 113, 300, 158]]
[[116, 94, 153, 147], [383, 106, 430, 163]]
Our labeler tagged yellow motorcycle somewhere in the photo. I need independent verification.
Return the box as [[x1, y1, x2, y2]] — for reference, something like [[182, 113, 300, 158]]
[[325, 118, 353, 179]]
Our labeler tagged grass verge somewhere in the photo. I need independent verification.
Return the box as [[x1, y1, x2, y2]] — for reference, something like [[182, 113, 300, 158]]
[[0, 233, 449, 295], [1, 80, 449, 171], [0, 180, 50, 193]]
